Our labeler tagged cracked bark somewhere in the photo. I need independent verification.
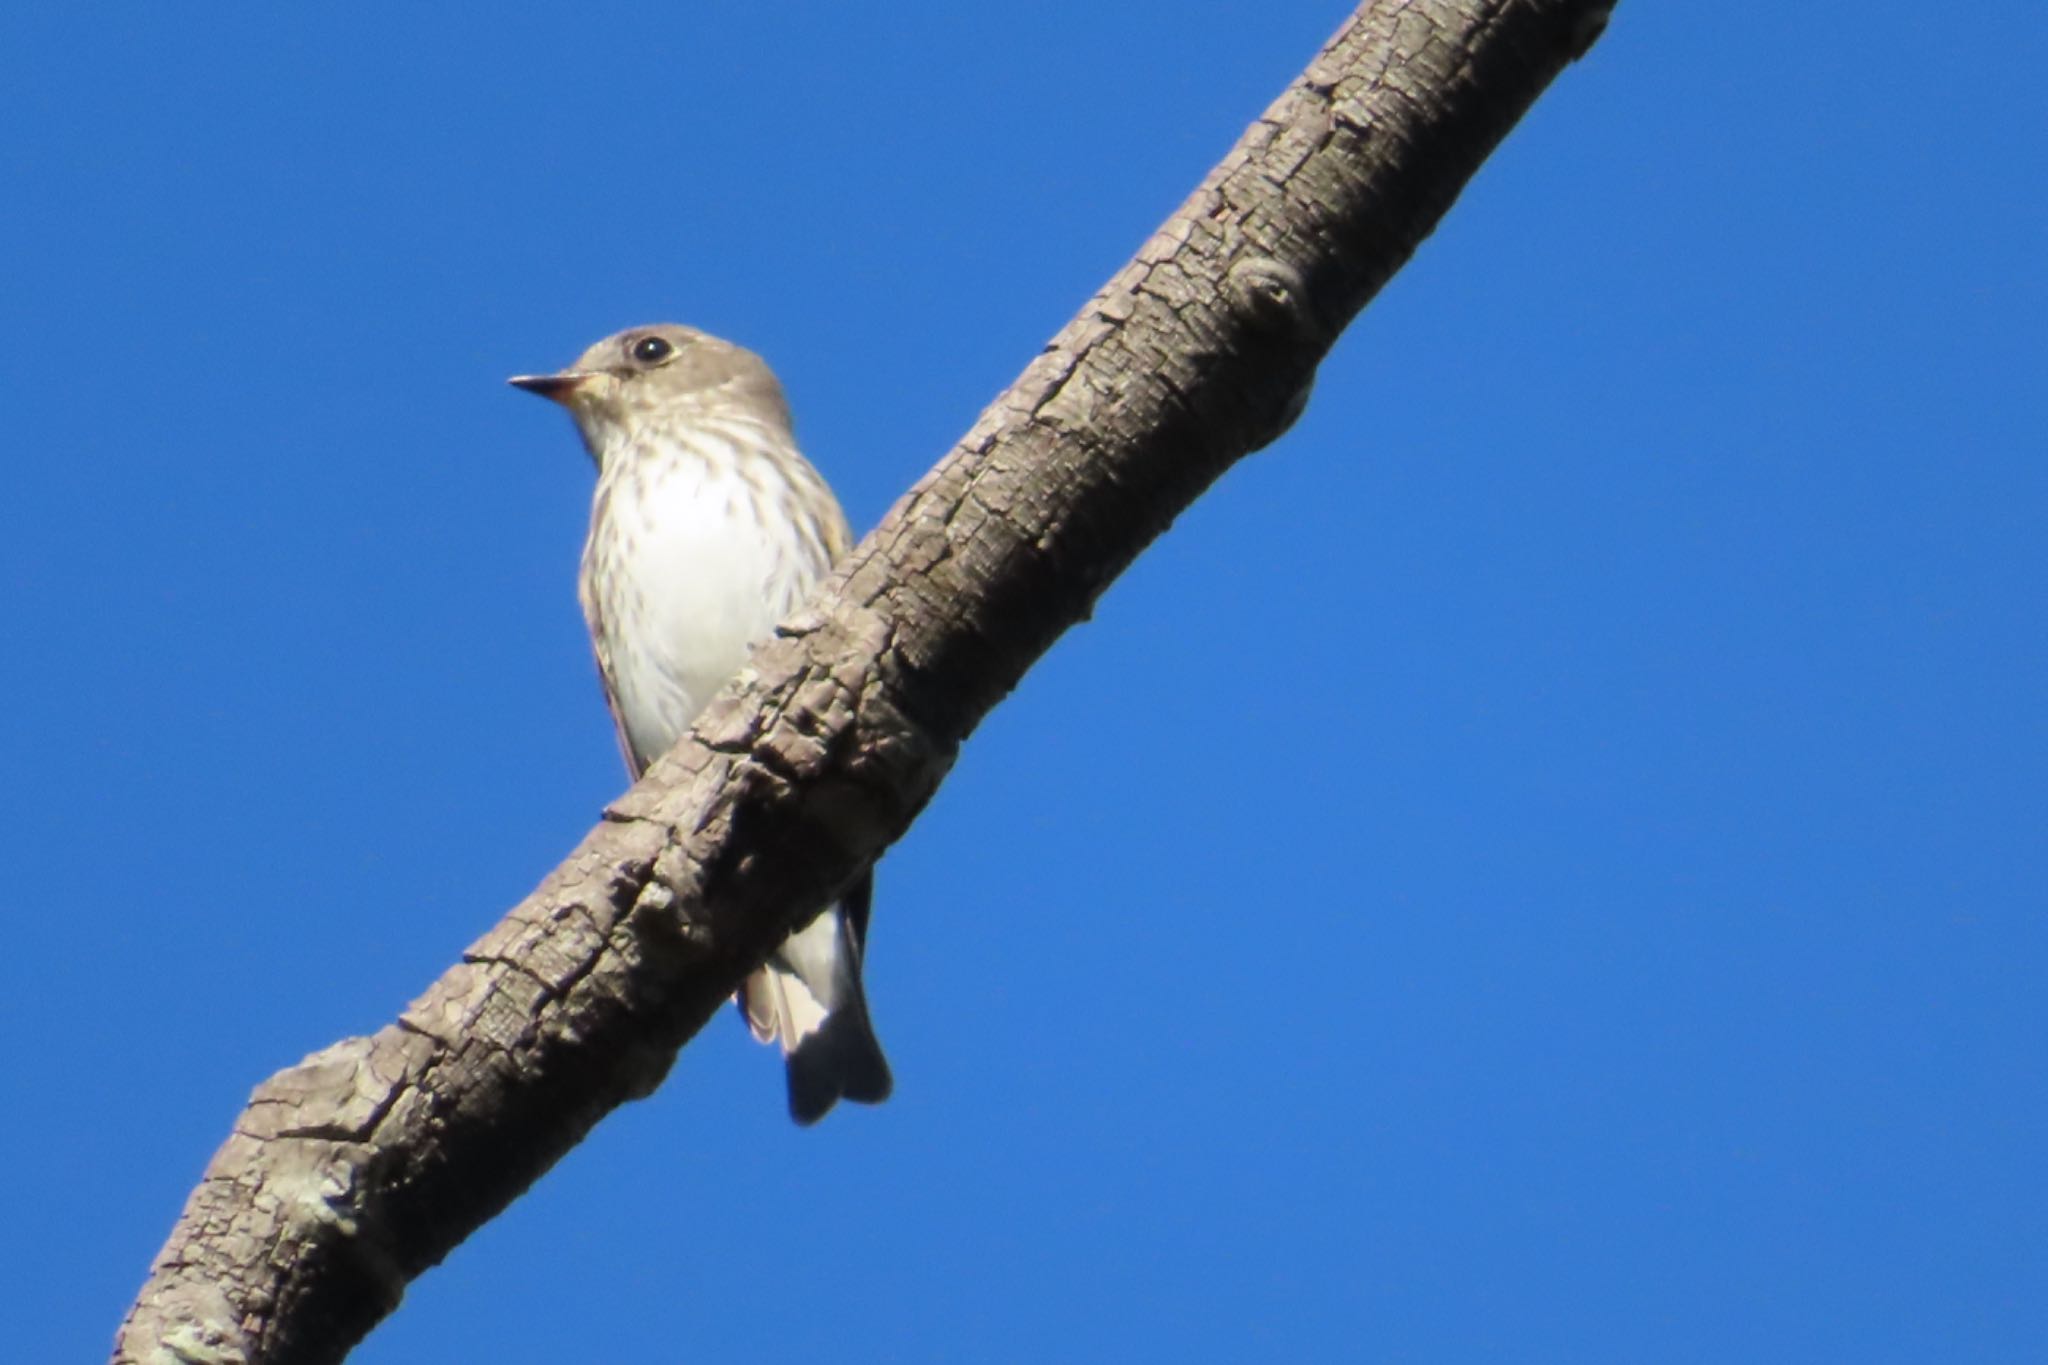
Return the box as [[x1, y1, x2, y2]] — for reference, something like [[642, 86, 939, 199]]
[[112, 2, 1616, 1361]]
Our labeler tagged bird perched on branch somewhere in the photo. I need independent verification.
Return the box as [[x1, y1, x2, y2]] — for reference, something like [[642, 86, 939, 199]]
[[512, 324, 891, 1125]]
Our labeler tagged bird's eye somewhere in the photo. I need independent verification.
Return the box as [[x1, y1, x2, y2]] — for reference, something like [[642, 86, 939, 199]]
[[631, 335, 674, 365]]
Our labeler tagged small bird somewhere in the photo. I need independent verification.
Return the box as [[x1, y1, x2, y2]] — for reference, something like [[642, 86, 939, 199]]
[[511, 324, 891, 1125]]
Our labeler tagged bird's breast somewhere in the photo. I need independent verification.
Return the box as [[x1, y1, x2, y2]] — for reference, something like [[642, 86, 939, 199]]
[[582, 442, 839, 769]]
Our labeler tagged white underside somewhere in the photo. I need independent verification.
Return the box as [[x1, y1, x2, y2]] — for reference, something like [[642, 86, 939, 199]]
[[589, 442, 830, 768], [581, 420, 850, 1057], [746, 908, 847, 1052]]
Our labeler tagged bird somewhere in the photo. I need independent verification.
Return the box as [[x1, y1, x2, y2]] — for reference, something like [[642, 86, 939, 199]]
[[510, 323, 891, 1125]]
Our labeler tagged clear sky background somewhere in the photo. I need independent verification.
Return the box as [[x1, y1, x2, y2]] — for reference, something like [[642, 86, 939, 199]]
[[5, 3, 2042, 1361]]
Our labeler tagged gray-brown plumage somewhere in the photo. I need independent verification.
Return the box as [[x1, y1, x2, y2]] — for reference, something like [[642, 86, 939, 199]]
[[512, 324, 891, 1124]]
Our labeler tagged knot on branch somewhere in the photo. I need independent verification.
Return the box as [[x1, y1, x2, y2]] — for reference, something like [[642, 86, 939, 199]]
[[1226, 255, 1321, 450], [1226, 255, 1319, 341]]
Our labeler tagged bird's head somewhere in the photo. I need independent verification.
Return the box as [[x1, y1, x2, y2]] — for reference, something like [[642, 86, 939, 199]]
[[510, 323, 791, 461]]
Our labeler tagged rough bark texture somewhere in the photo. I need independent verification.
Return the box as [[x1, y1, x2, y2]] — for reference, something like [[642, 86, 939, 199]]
[[113, 2, 1615, 1361]]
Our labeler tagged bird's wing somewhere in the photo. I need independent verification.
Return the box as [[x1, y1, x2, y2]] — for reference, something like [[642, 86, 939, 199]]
[[578, 571, 647, 781]]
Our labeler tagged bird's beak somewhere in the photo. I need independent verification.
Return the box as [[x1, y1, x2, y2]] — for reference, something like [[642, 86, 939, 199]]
[[508, 371, 594, 405]]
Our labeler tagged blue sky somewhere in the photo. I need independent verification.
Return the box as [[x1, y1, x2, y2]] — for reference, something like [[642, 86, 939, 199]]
[[5, 3, 2043, 1361]]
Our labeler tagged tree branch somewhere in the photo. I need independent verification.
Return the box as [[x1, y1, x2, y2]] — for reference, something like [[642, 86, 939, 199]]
[[112, 3, 1615, 1360]]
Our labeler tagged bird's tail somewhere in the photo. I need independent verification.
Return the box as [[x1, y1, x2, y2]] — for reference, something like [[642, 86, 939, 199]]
[[739, 877, 892, 1125]]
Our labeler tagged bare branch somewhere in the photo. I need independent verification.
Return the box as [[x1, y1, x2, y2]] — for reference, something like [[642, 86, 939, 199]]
[[113, 3, 1616, 1360]]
